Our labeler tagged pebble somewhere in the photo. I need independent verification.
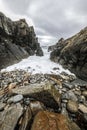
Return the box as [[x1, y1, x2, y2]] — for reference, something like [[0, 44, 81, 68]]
[[61, 107, 68, 117], [0, 102, 6, 111], [63, 82, 74, 89], [67, 100, 78, 113], [79, 104, 87, 113], [74, 90, 81, 96], [82, 90, 87, 98], [8, 82, 17, 89], [24, 98, 30, 106], [62, 90, 78, 101], [7, 95, 23, 104], [78, 96, 86, 103], [68, 90, 78, 101]]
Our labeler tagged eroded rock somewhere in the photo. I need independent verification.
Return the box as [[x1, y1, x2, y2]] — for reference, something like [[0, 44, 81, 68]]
[[12, 82, 61, 110], [67, 100, 78, 113], [31, 111, 81, 130], [0, 103, 23, 130]]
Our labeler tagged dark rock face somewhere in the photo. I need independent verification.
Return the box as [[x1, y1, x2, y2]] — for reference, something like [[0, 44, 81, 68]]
[[0, 12, 43, 69], [50, 28, 87, 80]]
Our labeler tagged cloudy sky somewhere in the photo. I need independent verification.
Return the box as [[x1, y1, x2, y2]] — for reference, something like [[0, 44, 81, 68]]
[[0, 0, 87, 44]]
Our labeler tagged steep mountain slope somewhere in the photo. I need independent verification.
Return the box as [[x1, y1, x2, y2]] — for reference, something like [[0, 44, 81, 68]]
[[0, 12, 43, 69], [50, 28, 87, 80]]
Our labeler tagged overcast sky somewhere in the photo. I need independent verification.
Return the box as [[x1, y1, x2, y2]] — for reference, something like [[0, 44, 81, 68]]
[[0, 0, 87, 44]]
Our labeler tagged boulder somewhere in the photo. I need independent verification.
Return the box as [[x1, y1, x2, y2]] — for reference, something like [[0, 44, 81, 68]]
[[12, 82, 61, 110], [31, 111, 81, 130], [0, 103, 23, 130], [67, 100, 78, 113], [50, 28, 87, 80]]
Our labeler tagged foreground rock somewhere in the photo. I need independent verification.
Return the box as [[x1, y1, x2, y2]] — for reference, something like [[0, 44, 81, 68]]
[[0, 70, 87, 130], [0, 12, 43, 70], [12, 82, 61, 110], [31, 111, 81, 130], [50, 28, 87, 80], [0, 104, 23, 130]]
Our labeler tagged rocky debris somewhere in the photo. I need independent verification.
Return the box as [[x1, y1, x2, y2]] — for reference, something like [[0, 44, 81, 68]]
[[0, 12, 43, 70], [62, 90, 78, 101], [50, 27, 87, 80], [0, 70, 87, 130], [31, 111, 81, 130]]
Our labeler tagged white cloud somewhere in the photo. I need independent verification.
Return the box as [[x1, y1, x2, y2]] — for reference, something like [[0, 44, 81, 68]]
[[0, 0, 87, 43], [0, 0, 34, 26]]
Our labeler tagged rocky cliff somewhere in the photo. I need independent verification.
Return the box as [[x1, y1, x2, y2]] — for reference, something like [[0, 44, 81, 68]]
[[50, 28, 87, 80], [0, 12, 43, 70]]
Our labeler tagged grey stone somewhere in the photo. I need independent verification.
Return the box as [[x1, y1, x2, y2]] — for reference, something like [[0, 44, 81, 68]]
[[79, 104, 87, 113], [67, 100, 78, 113], [63, 82, 74, 89], [0, 103, 23, 130], [82, 91, 87, 98], [0, 102, 5, 111], [62, 90, 78, 101], [12, 82, 61, 109], [78, 96, 86, 103], [8, 94, 23, 103]]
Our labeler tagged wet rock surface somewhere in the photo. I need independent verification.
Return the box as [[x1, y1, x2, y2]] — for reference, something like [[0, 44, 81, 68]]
[[0, 70, 87, 130], [0, 12, 43, 70], [50, 27, 87, 80]]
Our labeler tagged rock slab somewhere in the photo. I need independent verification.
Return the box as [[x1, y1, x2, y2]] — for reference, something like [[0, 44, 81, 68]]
[[31, 111, 81, 130]]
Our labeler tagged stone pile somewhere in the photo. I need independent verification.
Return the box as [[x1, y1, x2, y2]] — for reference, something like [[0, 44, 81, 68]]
[[0, 70, 87, 130]]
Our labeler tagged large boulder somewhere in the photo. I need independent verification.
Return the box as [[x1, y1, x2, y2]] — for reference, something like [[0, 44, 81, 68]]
[[0, 12, 43, 70], [50, 28, 87, 80], [11, 82, 61, 110], [0, 104, 23, 130], [31, 111, 81, 130]]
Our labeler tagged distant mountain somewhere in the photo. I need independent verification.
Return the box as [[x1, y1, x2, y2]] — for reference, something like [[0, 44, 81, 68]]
[[50, 28, 87, 80], [0, 12, 43, 70]]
